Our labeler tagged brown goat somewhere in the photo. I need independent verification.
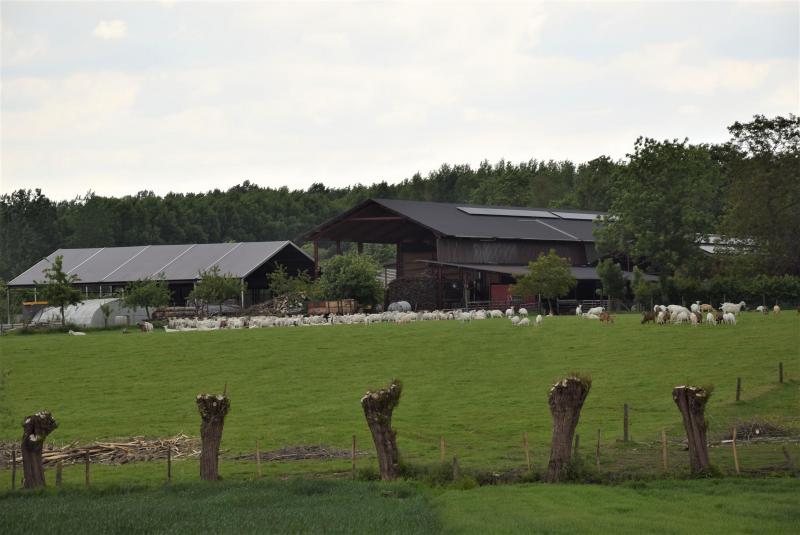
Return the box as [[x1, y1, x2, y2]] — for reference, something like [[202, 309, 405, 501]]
[[599, 312, 614, 323], [641, 311, 656, 324]]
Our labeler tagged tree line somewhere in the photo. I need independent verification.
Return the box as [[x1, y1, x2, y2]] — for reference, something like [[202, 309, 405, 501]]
[[2, 114, 797, 289]]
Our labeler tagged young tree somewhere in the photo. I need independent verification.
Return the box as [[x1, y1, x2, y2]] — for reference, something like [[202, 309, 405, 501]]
[[35, 255, 83, 327], [122, 276, 171, 320], [595, 138, 722, 276], [632, 267, 658, 310], [99, 303, 113, 328], [596, 259, 625, 309], [512, 250, 577, 313], [190, 266, 246, 314], [266, 264, 314, 297], [318, 252, 382, 305]]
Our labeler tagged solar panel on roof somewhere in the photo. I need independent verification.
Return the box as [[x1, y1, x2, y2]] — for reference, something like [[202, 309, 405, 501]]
[[458, 207, 556, 218], [551, 211, 600, 221]]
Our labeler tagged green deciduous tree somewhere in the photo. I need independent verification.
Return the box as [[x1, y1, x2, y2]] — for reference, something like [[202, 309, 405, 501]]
[[122, 276, 171, 320], [266, 264, 314, 297], [317, 252, 382, 305], [596, 258, 625, 307], [719, 114, 800, 275], [512, 249, 576, 313], [595, 138, 722, 276], [190, 266, 246, 315], [35, 255, 83, 327]]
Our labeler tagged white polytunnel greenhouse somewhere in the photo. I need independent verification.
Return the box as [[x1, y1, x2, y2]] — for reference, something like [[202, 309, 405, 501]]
[[32, 298, 149, 328]]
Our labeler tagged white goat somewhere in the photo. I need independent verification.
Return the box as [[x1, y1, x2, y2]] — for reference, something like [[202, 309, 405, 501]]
[[510, 316, 521, 326], [517, 318, 530, 327], [505, 308, 514, 318], [535, 314, 543, 326], [720, 301, 746, 315], [723, 312, 737, 325], [68, 329, 86, 336], [518, 308, 528, 317], [705, 312, 715, 325], [587, 306, 604, 316], [575, 305, 582, 316]]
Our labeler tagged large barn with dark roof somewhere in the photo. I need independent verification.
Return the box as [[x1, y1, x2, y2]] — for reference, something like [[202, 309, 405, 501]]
[[304, 198, 653, 310], [8, 241, 314, 307]]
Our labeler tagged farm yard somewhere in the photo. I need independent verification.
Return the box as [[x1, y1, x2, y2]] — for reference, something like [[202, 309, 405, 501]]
[[1, 311, 798, 533]]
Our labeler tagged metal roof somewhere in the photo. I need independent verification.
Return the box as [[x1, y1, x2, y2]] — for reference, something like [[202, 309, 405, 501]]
[[9, 241, 312, 287], [419, 260, 659, 281], [303, 198, 604, 243]]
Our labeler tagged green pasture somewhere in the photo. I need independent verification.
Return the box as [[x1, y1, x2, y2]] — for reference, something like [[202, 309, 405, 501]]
[[1, 313, 798, 478], [1, 478, 798, 534]]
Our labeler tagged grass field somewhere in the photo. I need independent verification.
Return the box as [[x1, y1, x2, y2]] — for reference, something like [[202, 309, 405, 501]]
[[1, 313, 798, 533], [1, 478, 798, 534]]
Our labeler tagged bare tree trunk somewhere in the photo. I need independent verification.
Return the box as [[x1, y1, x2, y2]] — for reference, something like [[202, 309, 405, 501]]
[[546, 375, 591, 483], [361, 379, 403, 480], [196, 393, 230, 481], [672, 385, 712, 475], [21, 411, 58, 489]]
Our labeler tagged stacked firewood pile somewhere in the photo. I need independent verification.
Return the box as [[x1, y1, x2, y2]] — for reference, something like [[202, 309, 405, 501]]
[[0, 434, 199, 467], [231, 444, 369, 462], [245, 293, 307, 317], [386, 274, 438, 311]]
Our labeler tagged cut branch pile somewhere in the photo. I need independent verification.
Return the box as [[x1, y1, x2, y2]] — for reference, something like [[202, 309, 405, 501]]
[[0, 434, 199, 468], [232, 445, 370, 462], [245, 292, 307, 316]]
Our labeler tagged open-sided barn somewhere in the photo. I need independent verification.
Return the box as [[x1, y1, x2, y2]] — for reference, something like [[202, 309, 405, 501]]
[[8, 241, 314, 308], [304, 198, 654, 309]]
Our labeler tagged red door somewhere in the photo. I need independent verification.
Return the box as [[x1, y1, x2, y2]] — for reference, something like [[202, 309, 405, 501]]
[[491, 284, 512, 307]]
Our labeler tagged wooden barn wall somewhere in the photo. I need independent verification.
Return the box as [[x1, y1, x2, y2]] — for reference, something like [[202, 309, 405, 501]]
[[436, 238, 587, 266]]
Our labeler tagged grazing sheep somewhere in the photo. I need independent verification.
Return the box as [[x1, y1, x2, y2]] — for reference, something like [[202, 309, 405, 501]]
[[518, 307, 528, 317], [723, 312, 737, 325], [720, 301, 746, 315], [535, 314, 543, 326], [705, 312, 715, 325], [773, 304, 781, 314], [517, 318, 530, 327], [641, 311, 656, 324], [68, 329, 86, 336]]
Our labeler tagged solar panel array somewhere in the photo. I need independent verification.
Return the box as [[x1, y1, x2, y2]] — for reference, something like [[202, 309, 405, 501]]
[[9, 241, 308, 286], [457, 206, 601, 220]]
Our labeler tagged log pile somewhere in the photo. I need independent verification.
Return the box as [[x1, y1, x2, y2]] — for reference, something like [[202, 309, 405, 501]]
[[245, 293, 307, 317], [0, 434, 199, 467], [232, 444, 369, 462]]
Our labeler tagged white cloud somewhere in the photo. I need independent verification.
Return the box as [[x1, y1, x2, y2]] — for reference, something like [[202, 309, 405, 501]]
[[1, 22, 49, 65], [93, 20, 127, 40]]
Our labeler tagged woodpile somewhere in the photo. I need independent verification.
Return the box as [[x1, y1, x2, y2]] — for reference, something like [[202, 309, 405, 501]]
[[245, 292, 307, 317], [0, 434, 199, 467]]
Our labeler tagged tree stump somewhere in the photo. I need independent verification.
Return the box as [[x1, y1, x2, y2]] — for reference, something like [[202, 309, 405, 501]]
[[196, 393, 230, 481], [21, 411, 58, 489], [672, 385, 712, 475], [546, 375, 591, 483], [360, 379, 402, 481]]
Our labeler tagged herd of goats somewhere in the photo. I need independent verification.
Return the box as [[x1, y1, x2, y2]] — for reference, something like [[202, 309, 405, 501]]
[[81, 299, 781, 335]]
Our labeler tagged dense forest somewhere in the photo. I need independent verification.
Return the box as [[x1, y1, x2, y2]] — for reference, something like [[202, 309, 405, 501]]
[[1, 114, 797, 283]]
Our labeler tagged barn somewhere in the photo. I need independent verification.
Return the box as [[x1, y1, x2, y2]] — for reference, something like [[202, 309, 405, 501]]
[[8, 241, 314, 308], [303, 198, 654, 311]]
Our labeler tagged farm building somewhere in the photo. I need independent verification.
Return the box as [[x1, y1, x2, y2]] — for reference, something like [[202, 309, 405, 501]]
[[304, 198, 655, 310], [8, 241, 314, 308]]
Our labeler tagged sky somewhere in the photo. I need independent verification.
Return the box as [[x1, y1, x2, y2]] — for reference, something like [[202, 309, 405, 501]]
[[1, 1, 798, 200]]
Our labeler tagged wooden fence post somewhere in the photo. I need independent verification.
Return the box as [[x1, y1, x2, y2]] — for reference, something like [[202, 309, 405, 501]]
[[779, 362, 783, 383], [84, 451, 90, 488], [595, 429, 601, 468], [731, 427, 740, 475], [439, 436, 445, 464], [351, 435, 356, 480], [256, 439, 262, 479], [736, 378, 741, 402], [11, 449, 16, 490], [167, 445, 172, 483], [523, 432, 531, 471], [452, 456, 460, 480], [661, 429, 668, 472], [623, 404, 629, 442], [56, 461, 63, 487]]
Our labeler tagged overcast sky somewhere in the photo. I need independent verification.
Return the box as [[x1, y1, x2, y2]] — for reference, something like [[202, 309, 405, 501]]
[[2, 1, 798, 200]]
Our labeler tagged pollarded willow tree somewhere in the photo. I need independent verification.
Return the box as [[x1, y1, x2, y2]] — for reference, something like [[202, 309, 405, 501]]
[[196, 392, 230, 481], [361, 379, 403, 481], [21, 411, 58, 488], [546, 374, 592, 483], [672, 385, 712, 475]]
